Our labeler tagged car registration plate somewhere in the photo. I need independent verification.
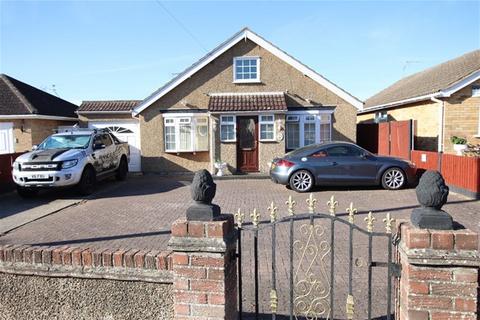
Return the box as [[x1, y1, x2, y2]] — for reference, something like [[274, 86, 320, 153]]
[[30, 174, 47, 179]]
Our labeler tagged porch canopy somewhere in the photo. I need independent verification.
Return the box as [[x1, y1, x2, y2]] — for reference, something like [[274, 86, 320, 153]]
[[208, 92, 287, 112]]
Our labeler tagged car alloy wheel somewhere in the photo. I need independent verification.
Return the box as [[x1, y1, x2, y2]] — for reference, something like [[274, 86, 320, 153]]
[[383, 168, 405, 190], [290, 170, 313, 192]]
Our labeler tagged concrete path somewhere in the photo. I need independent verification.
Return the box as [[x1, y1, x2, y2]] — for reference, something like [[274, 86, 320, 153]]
[[0, 177, 127, 235]]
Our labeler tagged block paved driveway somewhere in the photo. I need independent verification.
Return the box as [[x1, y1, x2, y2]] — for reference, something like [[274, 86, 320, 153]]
[[1, 175, 479, 319]]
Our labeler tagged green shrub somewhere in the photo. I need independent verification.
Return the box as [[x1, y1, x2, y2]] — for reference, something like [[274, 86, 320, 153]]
[[450, 136, 467, 145]]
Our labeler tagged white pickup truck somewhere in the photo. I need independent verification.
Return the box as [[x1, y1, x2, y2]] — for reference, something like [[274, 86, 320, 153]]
[[12, 129, 130, 197]]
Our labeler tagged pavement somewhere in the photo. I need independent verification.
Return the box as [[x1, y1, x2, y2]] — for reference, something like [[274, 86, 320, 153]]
[[0, 174, 478, 319]]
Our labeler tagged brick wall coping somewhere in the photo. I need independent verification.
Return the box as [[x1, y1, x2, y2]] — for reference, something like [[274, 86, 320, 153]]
[[398, 222, 479, 267], [168, 217, 236, 253], [0, 244, 173, 283]]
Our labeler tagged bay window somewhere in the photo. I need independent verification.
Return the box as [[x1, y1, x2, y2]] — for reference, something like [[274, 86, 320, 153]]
[[286, 113, 332, 150], [259, 115, 275, 141], [164, 116, 209, 152], [220, 115, 236, 142]]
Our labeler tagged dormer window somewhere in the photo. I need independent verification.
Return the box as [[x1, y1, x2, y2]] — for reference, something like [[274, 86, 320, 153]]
[[233, 57, 260, 83]]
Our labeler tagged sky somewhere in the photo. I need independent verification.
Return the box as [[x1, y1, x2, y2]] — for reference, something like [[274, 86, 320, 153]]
[[0, 0, 479, 105]]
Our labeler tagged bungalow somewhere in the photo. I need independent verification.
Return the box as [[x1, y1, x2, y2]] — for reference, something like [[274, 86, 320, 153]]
[[80, 28, 362, 174], [358, 50, 480, 154], [0, 74, 78, 154]]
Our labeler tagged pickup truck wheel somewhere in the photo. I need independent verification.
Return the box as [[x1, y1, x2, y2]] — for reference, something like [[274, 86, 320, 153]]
[[17, 186, 39, 198], [115, 158, 128, 181], [78, 167, 96, 195]]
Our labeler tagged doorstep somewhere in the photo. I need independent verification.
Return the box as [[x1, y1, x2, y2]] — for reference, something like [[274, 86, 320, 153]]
[[213, 172, 270, 180]]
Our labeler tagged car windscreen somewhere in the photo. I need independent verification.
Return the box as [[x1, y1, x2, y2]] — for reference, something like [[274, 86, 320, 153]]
[[37, 135, 91, 150]]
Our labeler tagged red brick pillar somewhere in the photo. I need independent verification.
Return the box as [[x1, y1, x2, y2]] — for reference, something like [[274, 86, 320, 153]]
[[397, 223, 479, 320], [168, 215, 237, 320]]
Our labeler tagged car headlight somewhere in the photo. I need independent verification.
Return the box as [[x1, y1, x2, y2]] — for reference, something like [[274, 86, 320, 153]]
[[12, 161, 20, 170], [61, 159, 78, 169]]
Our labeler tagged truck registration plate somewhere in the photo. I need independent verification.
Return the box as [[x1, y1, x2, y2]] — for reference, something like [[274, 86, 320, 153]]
[[31, 174, 47, 179]]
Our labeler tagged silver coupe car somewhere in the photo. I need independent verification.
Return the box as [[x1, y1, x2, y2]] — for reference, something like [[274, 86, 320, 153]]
[[270, 142, 417, 192]]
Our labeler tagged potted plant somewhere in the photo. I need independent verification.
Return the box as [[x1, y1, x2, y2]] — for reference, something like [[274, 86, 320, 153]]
[[214, 159, 227, 176], [450, 136, 467, 155]]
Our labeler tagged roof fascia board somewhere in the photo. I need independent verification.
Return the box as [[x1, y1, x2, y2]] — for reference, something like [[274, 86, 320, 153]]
[[208, 110, 287, 115], [244, 30, 363, 110], [133, 29, 363, 115], [439, 70, 480, 97], [358, 93, 436, 114], [361, 70, 480, 114], [133, 31, 248, 116], [0, 115, 78, 121], [209, 91, 284, 96], [76, 111, 132, 114]]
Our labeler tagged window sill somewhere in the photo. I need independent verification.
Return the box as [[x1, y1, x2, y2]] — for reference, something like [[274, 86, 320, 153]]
[[233, 80, 261, 84], [220, 140, 236, 143], [259, 139, 277, 142], [165, 150, 209, 154]]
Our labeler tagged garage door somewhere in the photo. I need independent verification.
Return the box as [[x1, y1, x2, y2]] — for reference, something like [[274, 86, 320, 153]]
[[0, 123, 14, 155], [88, 121, 141, 172]]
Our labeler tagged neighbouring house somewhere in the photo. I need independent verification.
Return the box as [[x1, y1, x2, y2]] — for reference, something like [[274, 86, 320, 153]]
[[77, 100, 141, 172], [79, 28, 362, 174], [0, 74, 78, 154], [358, 50, 480, 154]]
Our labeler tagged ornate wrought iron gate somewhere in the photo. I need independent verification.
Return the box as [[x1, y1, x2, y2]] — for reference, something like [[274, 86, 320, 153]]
[[235, 194, 401, 320]]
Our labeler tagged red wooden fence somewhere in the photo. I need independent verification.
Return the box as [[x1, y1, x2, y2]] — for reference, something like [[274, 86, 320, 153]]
[[357, 120, 412, 158], [411, 150, 480, 194], [0, 153, 23, 190], [441, 154, 480, 194], [390, 121, 412, 160]]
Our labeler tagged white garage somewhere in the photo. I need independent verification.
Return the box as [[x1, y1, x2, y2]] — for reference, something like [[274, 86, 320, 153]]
[[88, 120, 141, 172], [0, 122, 14, 154]]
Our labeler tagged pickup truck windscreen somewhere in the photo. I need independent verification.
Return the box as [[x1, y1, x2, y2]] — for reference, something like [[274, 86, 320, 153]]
[[38, 135, 92, 150]]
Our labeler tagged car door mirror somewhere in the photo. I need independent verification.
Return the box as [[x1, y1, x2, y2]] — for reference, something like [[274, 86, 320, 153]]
[[32, 145, 38, 151], [360, 153, 369, 159], [93, 143, 105, 150]]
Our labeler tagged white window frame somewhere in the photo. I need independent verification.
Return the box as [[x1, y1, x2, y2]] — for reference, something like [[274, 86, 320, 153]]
[[233, 56, 260, 83], [220, 115, 237, 142], [285, 111, 333, 149], [163, 115, 209, 153], [258, 114, 276, 142], [472, 85, 480, 97]]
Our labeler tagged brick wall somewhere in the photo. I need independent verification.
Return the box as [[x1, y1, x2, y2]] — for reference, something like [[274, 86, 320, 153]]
[[397, 223, 479, 320], [168, 215, 237, 320], [0, 244, 174, 319], [443, 80, 480, 154], [0, 119, 76, 153]]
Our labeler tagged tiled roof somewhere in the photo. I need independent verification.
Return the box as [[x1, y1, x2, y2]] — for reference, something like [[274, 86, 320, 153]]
[[365, 50, 480, 108], [0, 74, 78, 117], [208, 92, 287, 112], [78, 100, 141, 112]]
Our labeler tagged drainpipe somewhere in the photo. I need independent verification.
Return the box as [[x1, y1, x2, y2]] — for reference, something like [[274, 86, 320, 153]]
[[209, 115, 216, 175], [431, 96, 445, 153]]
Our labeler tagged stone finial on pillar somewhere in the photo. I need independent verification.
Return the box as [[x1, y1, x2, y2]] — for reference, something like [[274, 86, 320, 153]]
[[168, 170, 237, 319], [187, 169, 221, 221], [411, 170, 453, 230]]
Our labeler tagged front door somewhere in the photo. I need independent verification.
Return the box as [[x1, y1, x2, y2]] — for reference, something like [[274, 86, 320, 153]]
[[237, 116, 258, 172]]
